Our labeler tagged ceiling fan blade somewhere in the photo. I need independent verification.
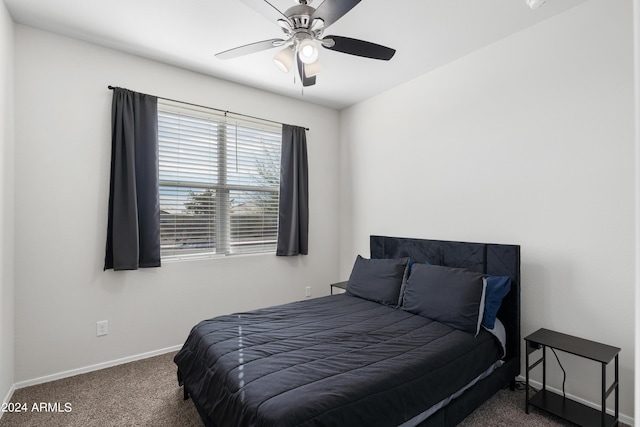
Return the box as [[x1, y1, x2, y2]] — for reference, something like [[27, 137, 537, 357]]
[[311, 0, 361, 29], [297, 55, 316, 87], [216, 39, 284, 60], [240, 0, 289, 23], [322, 35, 396, 60]]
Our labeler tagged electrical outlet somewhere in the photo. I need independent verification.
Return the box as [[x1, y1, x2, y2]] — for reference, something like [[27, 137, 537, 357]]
[[96, 320, 108, 337], [305, 286, 312, 298]]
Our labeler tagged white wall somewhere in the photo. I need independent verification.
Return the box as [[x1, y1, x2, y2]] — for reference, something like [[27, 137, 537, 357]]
[[340, 0, 635, 420], [0, 0, 15, 407], [13, 25, 340, 383], [635, 0, 640, 419]]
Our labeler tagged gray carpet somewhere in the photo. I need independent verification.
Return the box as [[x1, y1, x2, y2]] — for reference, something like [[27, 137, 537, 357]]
[[0, 352, 621, 426]]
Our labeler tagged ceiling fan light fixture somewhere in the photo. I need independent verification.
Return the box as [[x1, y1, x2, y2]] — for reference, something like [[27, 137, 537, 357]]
[[298, 39, 319, 64], [273, 47, 294, 72], [304, 61, 322, 78], [526, 0, 547, 9]]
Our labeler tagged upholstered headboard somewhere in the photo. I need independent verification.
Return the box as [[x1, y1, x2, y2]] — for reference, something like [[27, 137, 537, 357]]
[[370, 235, 521, 365]]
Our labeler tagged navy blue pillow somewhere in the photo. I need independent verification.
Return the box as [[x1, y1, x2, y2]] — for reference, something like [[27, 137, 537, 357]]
[[346, 256, 409, 307], [403, 264, 485, 334], [482, 275, 511, 329]]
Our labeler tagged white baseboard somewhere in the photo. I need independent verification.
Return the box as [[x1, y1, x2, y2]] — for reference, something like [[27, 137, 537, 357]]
[[13, 344, 182, 390], [0, 383, 16, 421], [517, 375, 634, 426]]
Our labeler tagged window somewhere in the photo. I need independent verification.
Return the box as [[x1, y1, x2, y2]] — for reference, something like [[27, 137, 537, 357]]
[[158, 100, 281, 260]]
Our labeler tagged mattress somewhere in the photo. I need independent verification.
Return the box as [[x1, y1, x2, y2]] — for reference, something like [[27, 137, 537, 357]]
[[175, 294, 503, 427]]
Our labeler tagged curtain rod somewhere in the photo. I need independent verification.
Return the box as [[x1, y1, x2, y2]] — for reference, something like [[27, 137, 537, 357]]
[[107, 86, 309, 131]]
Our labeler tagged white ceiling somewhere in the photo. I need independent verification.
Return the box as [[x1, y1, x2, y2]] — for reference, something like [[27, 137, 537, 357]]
[[4, 0, 586, 110]]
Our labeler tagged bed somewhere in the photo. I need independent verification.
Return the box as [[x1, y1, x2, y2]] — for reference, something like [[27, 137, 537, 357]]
[[174, 235, 521, 426]]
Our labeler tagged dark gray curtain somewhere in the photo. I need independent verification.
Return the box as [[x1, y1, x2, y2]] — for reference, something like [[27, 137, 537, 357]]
[[276, 125, 309, 256], [104, 88, 161, 270]]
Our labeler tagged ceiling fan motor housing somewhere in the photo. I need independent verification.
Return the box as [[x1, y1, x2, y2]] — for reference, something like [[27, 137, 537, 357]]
[[285, 5, 314, 29]]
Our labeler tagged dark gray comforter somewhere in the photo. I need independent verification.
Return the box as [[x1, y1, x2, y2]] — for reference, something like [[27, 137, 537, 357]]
[[174, 294, 502, 427]]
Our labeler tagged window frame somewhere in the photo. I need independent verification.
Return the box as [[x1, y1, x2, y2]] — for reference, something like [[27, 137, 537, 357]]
[[157, 99, 282, 261]]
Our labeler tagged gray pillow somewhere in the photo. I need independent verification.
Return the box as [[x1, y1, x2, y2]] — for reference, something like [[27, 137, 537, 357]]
[[346, 255, 409, 307], [403, 264, 486, 334]]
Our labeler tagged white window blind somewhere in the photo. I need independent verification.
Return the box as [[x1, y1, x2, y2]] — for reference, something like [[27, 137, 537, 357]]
[[158, 100, 281, 260]]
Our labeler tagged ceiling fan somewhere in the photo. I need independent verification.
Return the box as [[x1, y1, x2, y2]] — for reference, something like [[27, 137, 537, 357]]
[[215, 0, 396, 87]]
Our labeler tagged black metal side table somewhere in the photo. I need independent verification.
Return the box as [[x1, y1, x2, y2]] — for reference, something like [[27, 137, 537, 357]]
[[524, 328, 620, 427]]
